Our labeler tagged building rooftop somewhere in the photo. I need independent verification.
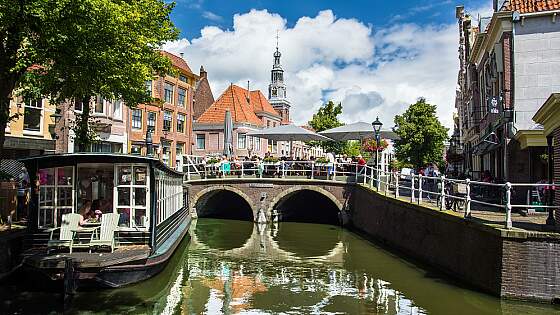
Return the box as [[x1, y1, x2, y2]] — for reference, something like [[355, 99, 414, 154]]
[[196, 84, 264, 126], [159, 50, 194, 74], [502, 0, 560, 13]]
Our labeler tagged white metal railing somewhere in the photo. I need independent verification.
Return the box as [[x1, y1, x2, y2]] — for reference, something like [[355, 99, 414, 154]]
[[183, 155, 559, 230]]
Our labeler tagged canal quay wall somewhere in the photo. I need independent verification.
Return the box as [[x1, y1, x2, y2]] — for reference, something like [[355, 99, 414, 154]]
[[350, 185, 560, 303]]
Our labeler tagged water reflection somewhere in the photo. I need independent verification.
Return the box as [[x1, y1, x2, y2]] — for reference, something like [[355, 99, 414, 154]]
[[2, 218, 559, 314]]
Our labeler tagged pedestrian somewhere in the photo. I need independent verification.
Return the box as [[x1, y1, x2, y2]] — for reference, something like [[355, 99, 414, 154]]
[[17, 166, 30, 221]]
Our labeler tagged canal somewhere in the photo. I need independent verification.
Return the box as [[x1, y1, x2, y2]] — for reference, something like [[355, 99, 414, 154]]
[[1, 218, 559, 314]]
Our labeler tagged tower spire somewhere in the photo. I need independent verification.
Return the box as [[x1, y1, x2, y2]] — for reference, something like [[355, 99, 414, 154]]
[[276, 30, 279, 51]]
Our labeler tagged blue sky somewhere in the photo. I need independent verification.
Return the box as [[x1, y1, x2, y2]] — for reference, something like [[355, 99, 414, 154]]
[[164, 0, 492, 128], [172, 0, 487, 39]]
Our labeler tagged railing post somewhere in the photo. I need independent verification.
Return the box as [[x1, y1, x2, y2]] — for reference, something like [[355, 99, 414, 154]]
[[311, 161, 315, 180], [395, 173, 399, 198], [370, 166, 374, 187], [241, 162, 244, 178], [355, 164, 358, 183], [505, 182, 512, 229], [376, 168, 381, 191], [187, 167, 191, 181], [332, 162, 337, 181], [411, 175, 416, 203], [281, 161, 286, 178], [384, 170, 388, 195], [418, 174, 423, 204], [363, 166, 367, 185], [464, 178, 471, 218], [439, 175, 446, 211]]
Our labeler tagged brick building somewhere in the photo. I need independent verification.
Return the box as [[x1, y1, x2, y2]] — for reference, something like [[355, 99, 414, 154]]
[[193, 84, 281, 157], [193, 66, 214, 121], [127, 51, 198, 169], [455, 0, 560, 183], [2, 94, 56, 164]]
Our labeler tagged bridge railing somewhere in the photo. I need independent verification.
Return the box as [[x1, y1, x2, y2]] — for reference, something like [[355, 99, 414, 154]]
[[183, 156, 558, 230]]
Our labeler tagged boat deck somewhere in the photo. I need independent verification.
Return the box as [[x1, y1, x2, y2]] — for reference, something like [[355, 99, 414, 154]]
[[23, 245, 151, 269]]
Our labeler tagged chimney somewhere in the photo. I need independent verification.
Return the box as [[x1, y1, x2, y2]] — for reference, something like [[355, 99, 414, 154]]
[[246, 80, 250, 104], [199, 65, 207, 78]]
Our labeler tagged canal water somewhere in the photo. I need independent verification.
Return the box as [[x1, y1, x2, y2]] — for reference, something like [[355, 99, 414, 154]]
[[1, 218, 559, 314]]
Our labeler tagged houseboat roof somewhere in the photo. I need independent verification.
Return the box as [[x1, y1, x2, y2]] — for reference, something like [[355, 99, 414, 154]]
[[19, 153, 183, 176]]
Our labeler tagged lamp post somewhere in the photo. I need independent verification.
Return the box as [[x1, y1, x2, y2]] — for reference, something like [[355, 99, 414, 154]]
[[146, 127, 153, 157], [372, 116, 383, 186], [49, 108, 63, 139]]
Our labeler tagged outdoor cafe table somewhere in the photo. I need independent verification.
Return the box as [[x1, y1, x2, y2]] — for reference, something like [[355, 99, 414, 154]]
[[71, 226, 99, 251]]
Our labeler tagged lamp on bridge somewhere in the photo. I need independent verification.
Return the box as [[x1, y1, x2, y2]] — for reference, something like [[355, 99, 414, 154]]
[[372, 117, 383, 183]]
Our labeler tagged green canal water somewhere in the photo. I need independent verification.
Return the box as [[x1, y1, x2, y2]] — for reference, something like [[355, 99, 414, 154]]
[[2, 218, 559, 314]]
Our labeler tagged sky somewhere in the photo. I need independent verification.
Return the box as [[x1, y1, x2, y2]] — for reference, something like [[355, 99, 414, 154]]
[[164, 0, 494, 129]]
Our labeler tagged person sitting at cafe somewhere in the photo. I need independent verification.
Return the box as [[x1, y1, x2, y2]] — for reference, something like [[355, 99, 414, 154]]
[[79, 200, 94, 226]]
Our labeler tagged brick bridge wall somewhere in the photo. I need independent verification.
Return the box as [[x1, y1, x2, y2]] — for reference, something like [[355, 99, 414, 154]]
[[185, 179, 560, 302], [186, 179, 353, 221]]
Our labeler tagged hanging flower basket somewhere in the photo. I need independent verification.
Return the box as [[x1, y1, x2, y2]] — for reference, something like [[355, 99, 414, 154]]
[[361, 138, 388, 153]]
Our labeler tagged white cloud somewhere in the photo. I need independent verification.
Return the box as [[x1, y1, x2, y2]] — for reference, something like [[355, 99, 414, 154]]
[[163, 9, 458, 130], [202, 11, 223, 22]]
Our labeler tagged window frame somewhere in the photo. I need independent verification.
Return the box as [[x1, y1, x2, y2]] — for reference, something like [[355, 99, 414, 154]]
[[177, 113, 185, 133], [114, 163, 150, 230], [178, 87, 186, 107], [237, 133, 247, 149], [23, 98, 44, 134], [147, 111, 157, 130], [132, 109, 143, 130], [196, 134, 205, 150], [164, 82, 174, 104], [38, 166, 75, 229], [163, 110, 173, 132]]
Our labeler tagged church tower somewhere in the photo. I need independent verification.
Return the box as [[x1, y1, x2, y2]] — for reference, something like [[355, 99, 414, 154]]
[[268, 34, 291, 123]]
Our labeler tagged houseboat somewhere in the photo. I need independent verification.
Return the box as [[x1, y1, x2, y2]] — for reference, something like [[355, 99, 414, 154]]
[[20, 153, 191, 288]]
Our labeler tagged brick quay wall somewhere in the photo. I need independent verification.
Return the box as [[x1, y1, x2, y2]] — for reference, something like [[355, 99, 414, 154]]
[[350, 185, 560, 302]]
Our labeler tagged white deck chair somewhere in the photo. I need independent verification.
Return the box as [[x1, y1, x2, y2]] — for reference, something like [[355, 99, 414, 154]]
[[89, 213, 120, 253], [47, 213, 80, 254]]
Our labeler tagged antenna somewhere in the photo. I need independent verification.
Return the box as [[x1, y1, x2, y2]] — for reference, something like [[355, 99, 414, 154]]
[[276, 30, 279, 51]]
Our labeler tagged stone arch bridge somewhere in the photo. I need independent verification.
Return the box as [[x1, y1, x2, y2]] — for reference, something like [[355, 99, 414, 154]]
[[186, 178, 355, 223]]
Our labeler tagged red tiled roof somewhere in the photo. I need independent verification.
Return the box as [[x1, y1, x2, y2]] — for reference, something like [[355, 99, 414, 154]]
[[502, 0, 560, 13], [159, 50, 193, 74], [250, 90, 281, 118], [197, 84, 263, 126]]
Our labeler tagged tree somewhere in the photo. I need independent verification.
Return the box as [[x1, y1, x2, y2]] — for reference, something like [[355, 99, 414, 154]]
[[393, 98, 448, 169], [308, 101, 345, 154], [0, 0, 179, 155]]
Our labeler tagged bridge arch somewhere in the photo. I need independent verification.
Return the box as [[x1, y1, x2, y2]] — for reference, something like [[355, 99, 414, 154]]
[[268, 185, 343, 225], [191, 185, 256, 220]]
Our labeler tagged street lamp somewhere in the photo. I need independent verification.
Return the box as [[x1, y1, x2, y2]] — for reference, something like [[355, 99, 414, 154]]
[[49, 108, 63, 139], [372, 116, 383, 185], [145, 127, 153, 157]]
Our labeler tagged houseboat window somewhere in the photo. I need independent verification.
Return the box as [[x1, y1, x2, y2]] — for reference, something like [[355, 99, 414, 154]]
[[77, 164, 114, 215], [155, 169, 183, 225], [115, 165, 149, 229], [38, 166, 74, 228]]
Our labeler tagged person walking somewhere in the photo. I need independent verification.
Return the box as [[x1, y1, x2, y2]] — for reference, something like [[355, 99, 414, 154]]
[[16, 166, 30, 221]]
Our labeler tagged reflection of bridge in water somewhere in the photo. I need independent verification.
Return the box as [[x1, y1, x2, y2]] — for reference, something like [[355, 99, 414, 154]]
[[189, 219, 346, 263]]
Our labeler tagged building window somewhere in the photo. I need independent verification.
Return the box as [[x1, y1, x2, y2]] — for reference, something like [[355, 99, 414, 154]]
[[113, 99, 122, 120], [177, 113, 185, 133], [74, 99, 83, 112], [255, 137, 261, 151], [94, 96, 104, 114], [115, 164, 150, 229], [196, 134, 205, 149], [147, 111, 157, 130], [145, 80, 153, 96], [238, 133, 247, 149], [23, 99, 43, 132], [131, 145, 142, 155], [179, 75, 187, 82], [132, 109, 142, 129], [164, 82, 174, 104], [178, 87, 186, 107], [162, 142, 171, 166], [163, 111, 172, 131], [176, 143, 184, 169]]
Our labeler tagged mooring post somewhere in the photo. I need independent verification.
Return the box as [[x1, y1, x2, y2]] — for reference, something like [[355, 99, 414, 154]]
[[464, 178, 471, 218], [505, 182, 512, 229], [63, 258, 76, 309]]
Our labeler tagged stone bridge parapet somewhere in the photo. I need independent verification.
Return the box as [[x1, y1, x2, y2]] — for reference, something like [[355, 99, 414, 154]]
[[186, 178, 354, 223]]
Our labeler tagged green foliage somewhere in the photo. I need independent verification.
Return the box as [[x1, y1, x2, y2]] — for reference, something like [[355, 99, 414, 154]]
[[206, 158, 220, 165], [0, 0, 179, 153], [393, 98, 448, 169], [315, 157, 329, 164], [342, 140, 362, 157], [263, 156, 279, 163], [308, 101, 346, 154]]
